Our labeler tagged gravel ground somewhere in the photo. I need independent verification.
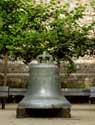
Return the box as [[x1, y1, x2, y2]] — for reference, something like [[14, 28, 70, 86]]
[[0, 104, 95, 125]]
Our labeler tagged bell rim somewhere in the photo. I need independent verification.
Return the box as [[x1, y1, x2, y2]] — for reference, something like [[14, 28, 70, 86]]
[[18, 96, 71, 109]]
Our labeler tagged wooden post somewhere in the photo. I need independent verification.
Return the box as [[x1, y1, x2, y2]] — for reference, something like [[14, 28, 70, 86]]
[[1, 98, 5, 109]]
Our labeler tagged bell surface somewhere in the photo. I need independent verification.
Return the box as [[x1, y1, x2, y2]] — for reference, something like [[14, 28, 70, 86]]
[[16, 52, 71, 118]]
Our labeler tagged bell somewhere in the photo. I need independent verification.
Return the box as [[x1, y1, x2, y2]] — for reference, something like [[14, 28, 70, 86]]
[[16, 52, 71, 118]]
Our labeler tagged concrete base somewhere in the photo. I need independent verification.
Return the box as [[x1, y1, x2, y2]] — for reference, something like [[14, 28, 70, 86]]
[[16, 108, 71, 118]]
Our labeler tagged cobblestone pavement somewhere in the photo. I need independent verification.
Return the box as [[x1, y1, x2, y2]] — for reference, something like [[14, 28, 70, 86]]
[[0, 104, 95, 125]]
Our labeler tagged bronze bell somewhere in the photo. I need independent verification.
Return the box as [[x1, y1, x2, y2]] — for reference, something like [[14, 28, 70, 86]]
[[16, 52, 71, 118]]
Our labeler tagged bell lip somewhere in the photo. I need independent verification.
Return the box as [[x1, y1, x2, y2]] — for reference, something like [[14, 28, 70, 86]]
[[18, 103, 71, 109], [17, 97, 71, 109]]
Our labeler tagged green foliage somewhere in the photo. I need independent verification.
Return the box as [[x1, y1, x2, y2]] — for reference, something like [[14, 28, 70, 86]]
[[0, 0, 95, 65], [62, 82, 86, 89]]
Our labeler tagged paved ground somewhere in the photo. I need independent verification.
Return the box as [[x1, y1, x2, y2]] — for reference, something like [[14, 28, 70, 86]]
[[0, 104, 95, 125]]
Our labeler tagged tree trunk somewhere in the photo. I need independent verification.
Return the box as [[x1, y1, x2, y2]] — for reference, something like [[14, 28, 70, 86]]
[[3, 51, 8, 86]]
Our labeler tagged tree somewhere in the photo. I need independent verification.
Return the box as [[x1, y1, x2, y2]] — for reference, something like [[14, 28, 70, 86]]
[[0, 0, 95, 85]]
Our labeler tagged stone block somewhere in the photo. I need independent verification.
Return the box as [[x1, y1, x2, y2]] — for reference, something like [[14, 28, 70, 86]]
[[16, 108, 71, 118]]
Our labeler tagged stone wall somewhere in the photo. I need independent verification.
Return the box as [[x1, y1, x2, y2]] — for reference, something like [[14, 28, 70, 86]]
[[0, 56, 95, 88], [60, 56, 95, 88], [0, 62, 29, 88]]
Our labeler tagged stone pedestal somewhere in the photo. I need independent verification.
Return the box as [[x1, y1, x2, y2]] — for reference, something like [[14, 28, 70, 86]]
[[16, 108, 71, 118]]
